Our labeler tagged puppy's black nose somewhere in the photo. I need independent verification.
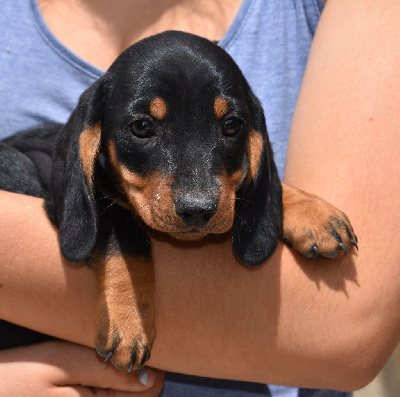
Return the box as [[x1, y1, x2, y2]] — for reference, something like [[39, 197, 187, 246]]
[[175, 194, 218, 227]]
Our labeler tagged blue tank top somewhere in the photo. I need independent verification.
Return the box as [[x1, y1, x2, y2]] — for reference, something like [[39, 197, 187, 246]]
[[0, 1, 351, 396]]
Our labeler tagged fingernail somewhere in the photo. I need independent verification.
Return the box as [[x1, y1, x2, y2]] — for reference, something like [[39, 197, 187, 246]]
[[139, 367, 149, 386]]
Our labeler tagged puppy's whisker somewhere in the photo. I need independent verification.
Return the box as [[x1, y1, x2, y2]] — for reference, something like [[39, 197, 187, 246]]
[[233, 212, 252, 233], [99, 194, 125, 216], [123, 213, 151, 245], [97, 191, 123, 201], [233, 197, 253, 204], [231, 197, 254, 212]]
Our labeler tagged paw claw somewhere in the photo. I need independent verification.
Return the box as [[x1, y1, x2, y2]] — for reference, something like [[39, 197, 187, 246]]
[[313, 245, 319, 261], [96, 344, 115, 363], [126, 347, 137, 375], [104, 350, 114, 363], [339, 243, 347, 255], [137, 346, 150, 374], [98, 336, 152, 375], [351, 239, 358, 250], [126, 363, 133, 375]]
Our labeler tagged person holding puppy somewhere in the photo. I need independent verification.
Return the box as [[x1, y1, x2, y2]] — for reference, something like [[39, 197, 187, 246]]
[[0, 0, 399, 396]]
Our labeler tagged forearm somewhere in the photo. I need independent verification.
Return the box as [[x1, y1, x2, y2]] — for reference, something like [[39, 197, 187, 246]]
[[0, 190, 396, 391], [150, 234, 374, 389], [0, 191, 97, 347]]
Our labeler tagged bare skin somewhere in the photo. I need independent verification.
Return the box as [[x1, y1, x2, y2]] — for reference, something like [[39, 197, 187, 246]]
[[37, 0, 243, 70], [1, 0, 400, 393], [0, 341, 165, 396]]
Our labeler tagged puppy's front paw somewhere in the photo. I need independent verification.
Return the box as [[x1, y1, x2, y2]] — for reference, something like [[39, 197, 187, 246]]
[[95, 296, 155, 374], [93, 256, 155, 374], [95, 322, 153, 374], [281, 183, 358, 260]]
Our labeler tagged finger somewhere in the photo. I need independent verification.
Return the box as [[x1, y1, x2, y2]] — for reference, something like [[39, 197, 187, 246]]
[[58, 372, 165, 397], [44, 341, 160, 392], [3, 341, 159, 392], [60, 383, 165, 397]]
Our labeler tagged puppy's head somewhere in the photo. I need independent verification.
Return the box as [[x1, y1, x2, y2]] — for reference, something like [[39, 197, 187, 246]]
[[51, 31, 282, 266]]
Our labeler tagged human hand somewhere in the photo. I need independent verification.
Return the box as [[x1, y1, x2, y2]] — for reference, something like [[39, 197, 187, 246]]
[[0, 340, 164, 396]]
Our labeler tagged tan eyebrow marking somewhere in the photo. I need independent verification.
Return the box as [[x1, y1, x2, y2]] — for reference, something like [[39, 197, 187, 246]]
[[214, 97, 229, 119], [149, 97, 167, 120]]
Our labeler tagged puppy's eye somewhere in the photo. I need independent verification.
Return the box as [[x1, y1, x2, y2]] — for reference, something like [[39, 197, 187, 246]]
[[223, 117, 243, 137], [130, 119, 154, 138]]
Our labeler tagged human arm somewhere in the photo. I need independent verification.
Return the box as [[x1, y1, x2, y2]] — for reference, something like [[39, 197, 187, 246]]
[[0, 0, 400, 391], [0, 340, 164, 396]]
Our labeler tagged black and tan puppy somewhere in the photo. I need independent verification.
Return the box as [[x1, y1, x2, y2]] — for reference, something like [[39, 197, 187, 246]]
[[0, 31, 357, 373]]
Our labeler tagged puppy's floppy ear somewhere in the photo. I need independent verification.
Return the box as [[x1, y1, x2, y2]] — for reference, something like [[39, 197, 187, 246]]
[[46, 79, 103, 263], [232, 96, 282, 267]]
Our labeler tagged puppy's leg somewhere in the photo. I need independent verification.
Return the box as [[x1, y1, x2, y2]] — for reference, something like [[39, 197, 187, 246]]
[[0, 143, 46, 197], [93, 255, 155, 374], [280, 182, 358, 260]]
